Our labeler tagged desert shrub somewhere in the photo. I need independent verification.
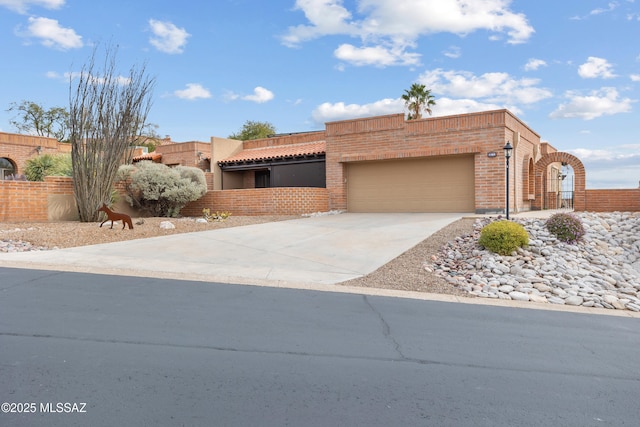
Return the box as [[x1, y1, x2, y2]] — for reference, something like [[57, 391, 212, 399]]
[[24, 153, 72, 181], [117, 161, 207, 217], [545, 212, 585, 243], [478, 220, 529, 256], [202, 208, 231, 222]]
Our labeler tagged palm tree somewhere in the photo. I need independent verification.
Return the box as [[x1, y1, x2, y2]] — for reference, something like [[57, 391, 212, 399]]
[[402, 83, 436, 120]]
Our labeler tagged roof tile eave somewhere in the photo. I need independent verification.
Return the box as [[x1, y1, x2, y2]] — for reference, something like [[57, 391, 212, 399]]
[[219, 140, 326, 164]]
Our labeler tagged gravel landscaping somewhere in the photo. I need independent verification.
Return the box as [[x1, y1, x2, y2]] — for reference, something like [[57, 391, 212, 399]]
[[425, 212, 640, 311], [0, 215, 298, 251]]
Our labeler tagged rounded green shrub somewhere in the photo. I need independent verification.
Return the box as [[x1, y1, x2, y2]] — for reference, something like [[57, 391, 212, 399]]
[[478, 220, 529, 256], [545, 212, 585, 244], [116, 161, 207, 217]]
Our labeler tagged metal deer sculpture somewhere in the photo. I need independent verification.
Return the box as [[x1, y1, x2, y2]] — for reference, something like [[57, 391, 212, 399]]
[[97, 203, 134, 230]]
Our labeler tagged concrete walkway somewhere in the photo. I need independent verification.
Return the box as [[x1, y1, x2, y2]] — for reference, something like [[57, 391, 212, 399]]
[[0, 213, 465, 286]]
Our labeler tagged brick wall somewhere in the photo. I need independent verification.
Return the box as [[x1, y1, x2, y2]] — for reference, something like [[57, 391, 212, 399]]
[[156, 141, 211, 170], [585, 189, 640, 212], [243, 131, 325, 150], [325, 110, 541, 214], [533, 152, 586, 211], [0, 176, 75, 221], [0, 132, 65, 177], [3, 174, 637, 222], [181, 188, 329, 216]]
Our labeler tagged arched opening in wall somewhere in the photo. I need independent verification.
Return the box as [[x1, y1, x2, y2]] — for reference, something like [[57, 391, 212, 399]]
[[544, 162, 574, 210], [534, 152, 585, 211], [0, 157, 16, 180]]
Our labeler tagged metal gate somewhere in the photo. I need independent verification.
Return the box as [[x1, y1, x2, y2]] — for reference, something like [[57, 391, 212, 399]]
[[543, 175, 574, 210]]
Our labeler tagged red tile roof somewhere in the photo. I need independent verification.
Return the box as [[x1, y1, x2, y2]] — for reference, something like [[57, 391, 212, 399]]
[[219, 141, 326, 164], [132, 151, 163, 162]]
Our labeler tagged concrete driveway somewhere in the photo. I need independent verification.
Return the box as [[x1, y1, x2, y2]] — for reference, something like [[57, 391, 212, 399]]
[[0, 213, 464, 286]]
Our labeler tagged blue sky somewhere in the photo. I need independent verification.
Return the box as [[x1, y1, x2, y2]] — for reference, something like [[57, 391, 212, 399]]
[[1, 0, 639, 188]]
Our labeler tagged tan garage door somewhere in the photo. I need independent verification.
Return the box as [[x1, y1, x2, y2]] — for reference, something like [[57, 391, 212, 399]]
[[347, 156, 475, 212]]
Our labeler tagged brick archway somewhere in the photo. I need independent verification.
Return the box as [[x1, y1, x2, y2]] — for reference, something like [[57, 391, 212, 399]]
[[533, 152, 586, 211]]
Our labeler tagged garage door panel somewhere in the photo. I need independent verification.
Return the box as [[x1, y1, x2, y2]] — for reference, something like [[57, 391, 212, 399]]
[[347, 156, 474, 212]]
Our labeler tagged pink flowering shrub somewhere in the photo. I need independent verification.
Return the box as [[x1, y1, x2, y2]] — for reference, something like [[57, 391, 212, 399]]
[[545, 213, 585, 244]]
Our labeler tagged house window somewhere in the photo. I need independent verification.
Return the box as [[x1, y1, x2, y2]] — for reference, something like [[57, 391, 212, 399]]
[[255, 170, 270, 188], [0, 158, 16, 180]]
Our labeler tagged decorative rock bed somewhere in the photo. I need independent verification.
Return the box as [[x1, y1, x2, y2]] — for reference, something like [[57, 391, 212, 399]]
[[427, 212, 640, 311]]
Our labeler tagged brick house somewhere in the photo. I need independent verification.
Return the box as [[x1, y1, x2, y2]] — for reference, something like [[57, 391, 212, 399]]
[[0, 132, 70, 179], [212, 109, 572, 214], [0, 132, 210, 180], [6, 108, 632, 219], [131, 137, 214, 189]]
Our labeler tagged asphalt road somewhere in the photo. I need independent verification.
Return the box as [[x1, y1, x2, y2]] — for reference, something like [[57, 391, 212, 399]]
[[1, 267, 639, 426]]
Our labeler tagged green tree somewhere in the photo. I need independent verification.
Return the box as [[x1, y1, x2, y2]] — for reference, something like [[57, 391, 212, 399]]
[[68, 44, 155, 222], [24, 153, 73, 181], [134, 122, 162, 153], [117, 161, 207, 217], [401, 83, 436, 120], [229, 120, 276, 140], [7, 100, 69, 141]]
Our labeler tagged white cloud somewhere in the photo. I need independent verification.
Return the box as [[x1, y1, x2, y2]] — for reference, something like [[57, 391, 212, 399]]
[[174, 83, 211, 100], [281, 0, 356, 47], [223, 90, 240, 102], [225, 87, 274, 103], [282, 0, 534, 67], [0, 0, 63, 13], [430, 97, 511, 116], [418, 68, 553, 105], [567, 146, 640, 188], [549, 87, 634, 120], [148, 19, 190, 54], [589, 1, 619, 16], [310, 96, 509, 125], [61, 71, 131, 85], [569, 148, 619, 162], [524, 58, 547, 71], [570, 2, 620, 20], [312, 97, 403, 124], [242, 86, 274, 103], [312, 66, 555, 127], [443, 46, 461, 59], [631, 74, 640, 82], [312, 67, 553, 123], [334, 43, 420, 67], [22, 16, 82, 50], [578, 57, 617, 79]]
